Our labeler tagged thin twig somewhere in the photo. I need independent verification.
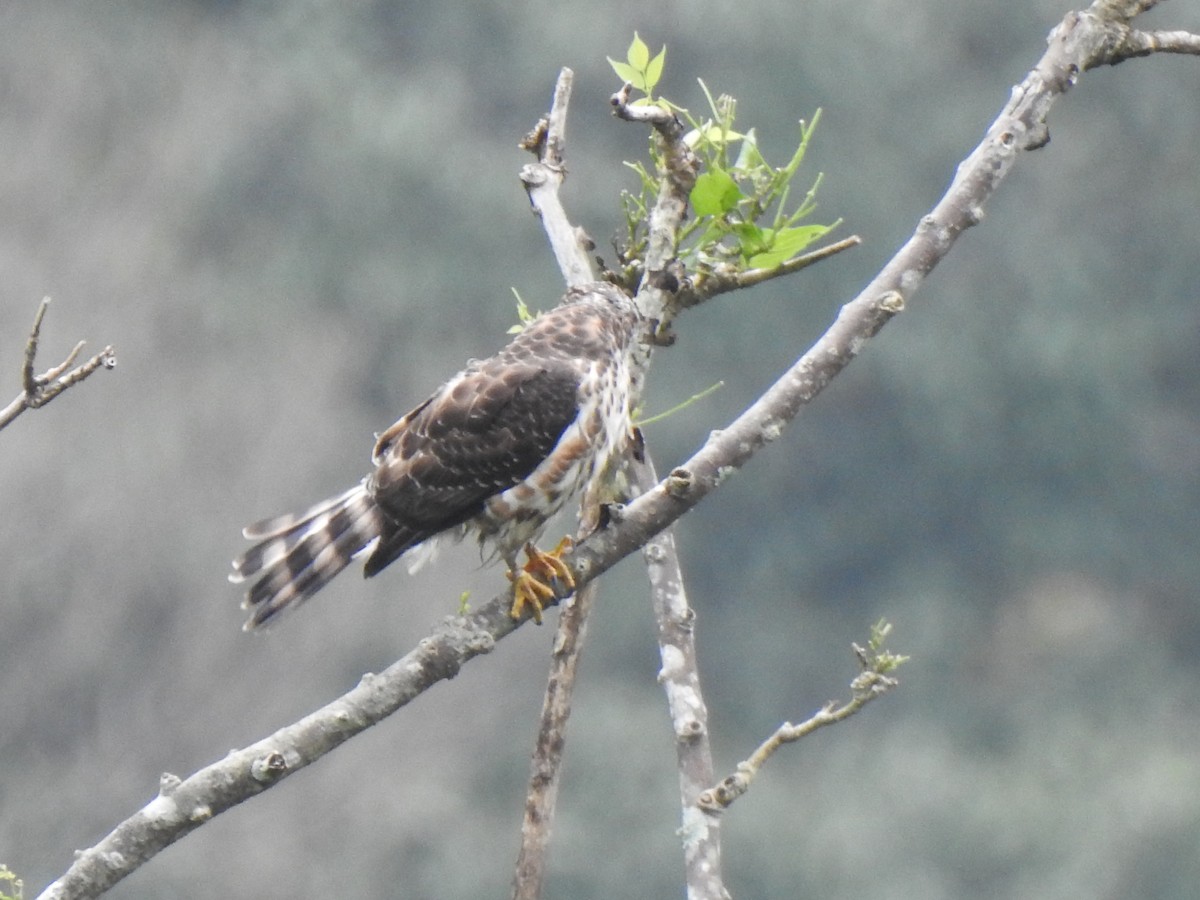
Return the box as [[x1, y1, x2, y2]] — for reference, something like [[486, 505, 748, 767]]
[[697, 629, 906, 812], [0, 297, 116, 433], [22, 296, 52, 390], [683, 235, 863, 306], [1124, 27, 1200, 55]]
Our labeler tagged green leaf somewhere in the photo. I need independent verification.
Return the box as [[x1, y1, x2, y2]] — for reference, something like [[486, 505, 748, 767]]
[[636, 380, 724, 427], [627, 33, 650, 70], [684, 122, 744, 149], [608, 58, 642, 88], [610, 35, 665, 96], [644, 45, 666, 93], [509, 288, 536, 332], [690, 168, 742, 217], [745, 223, 832, 268], [733, 222, 770, 259]]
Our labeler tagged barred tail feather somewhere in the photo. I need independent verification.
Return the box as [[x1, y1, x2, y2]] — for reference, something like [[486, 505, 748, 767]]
[[231, 484, 384, 630]]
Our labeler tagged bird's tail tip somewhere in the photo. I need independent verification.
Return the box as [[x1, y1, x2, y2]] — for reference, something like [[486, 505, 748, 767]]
[[231, 484, 382, 630]]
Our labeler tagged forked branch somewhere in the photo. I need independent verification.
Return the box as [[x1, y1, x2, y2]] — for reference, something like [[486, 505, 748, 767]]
[[0, 298, 115, 432]]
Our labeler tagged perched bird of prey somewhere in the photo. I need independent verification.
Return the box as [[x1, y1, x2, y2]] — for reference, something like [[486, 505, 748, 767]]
[[231, 281, 641, 630]]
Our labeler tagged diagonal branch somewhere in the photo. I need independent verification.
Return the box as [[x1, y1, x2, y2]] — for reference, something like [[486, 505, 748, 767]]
[[35, 4, 1200, 897], [698, 625, 906, 813], [0, 297, 116, 433]]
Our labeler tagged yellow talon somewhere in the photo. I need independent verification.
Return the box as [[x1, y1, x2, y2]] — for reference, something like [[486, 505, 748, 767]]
[[507, 537, 576, 623]]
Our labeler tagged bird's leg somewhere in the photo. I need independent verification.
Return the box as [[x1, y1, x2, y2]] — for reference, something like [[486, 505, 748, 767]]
[[507, 537, 576, 623]]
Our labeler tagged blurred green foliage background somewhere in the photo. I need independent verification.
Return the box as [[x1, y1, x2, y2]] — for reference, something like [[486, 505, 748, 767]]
[[2, 1, 1199, 897]]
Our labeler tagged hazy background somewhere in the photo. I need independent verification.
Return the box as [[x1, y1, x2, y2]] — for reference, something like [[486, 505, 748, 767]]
[[2, 1, 1199, 897]]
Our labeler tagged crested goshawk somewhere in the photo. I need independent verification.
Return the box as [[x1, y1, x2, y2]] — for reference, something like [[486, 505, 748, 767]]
[[231, 282, 640, 630]]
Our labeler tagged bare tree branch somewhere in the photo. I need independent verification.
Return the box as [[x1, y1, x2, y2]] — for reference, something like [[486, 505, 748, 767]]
[[632, 454, 728, 900], [519, 68, 595, 288], [511, 577, 600, 900], [38, 604, 512, 900], [35, 3, 1200, 897], [1122, 26, 1200, 56], [0, 297, 115, 432], [698, 628, 905, 812]]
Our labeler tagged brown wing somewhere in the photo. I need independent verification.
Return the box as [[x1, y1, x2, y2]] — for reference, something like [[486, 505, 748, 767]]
[[362, 360, 581, 575]]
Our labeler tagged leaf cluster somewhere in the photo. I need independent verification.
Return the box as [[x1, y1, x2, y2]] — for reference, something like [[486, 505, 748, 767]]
[[861, 619, 910, 675], [606, 32, 667, 103], [610, 36, 839, 280]]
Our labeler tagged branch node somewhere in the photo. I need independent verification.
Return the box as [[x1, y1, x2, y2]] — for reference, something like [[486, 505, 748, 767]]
[[644, 541, 671, 566], [610, 85, 685, 143], [664, 467, 694, 498], [697, 772, 748, 812], [158, 773, 182, 797], [518, 163, 548, 190], [598, 501, 626, 527], [250, 751, 289, 784], [877, 290, 906, 314], [185, 804, 212, 824]]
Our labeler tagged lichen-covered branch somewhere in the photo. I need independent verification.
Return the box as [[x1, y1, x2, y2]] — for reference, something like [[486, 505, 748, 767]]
[[0, 297, 115, 433]]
